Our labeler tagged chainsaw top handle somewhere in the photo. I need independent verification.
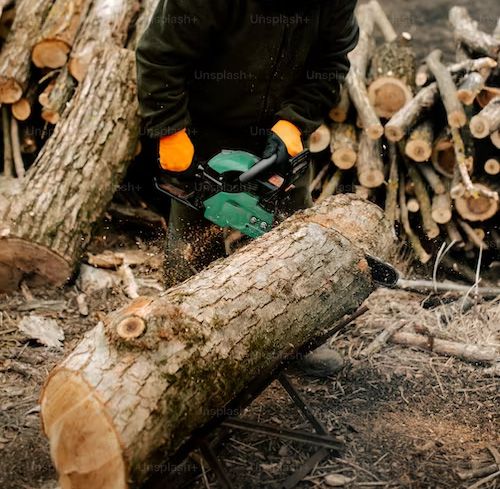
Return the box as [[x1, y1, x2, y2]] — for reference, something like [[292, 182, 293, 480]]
[[238, 154, 278, 183]]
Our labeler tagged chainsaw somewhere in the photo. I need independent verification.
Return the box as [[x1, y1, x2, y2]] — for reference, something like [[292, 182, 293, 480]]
[[154, 149, 311, 239]]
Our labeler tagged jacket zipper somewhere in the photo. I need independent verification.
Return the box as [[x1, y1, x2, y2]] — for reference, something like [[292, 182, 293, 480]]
[[261, 23, 290, 124]]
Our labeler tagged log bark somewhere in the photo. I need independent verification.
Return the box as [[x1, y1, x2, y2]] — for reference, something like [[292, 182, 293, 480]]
[[68, 0, 139, 82], [346, 4, 383, 140], [405, 120, 433, 162], [0, 0, 54, 104], [385, 83, 439, 141], [356, 132, 384, 188], [40, 194, 395, 489], [426, 49, 467, 128], [39, 66, 76, 124], [449, 7, 500, 59], [405, 158, 440, 239], [127, 0, 161, 50], [32, 0, 93, 69], [384, 142, 399, 228], [368, 41, 415, 118], [330, 123, 358, 170], [491, 130, 500, 148], [469, 96, 500, 138], [368, 0, 397, 43], [419, 164, 446, 195], [0, 46, 140, 292]]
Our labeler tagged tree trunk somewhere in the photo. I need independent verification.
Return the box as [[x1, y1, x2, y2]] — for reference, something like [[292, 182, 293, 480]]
[[40, 194, 394, 489], [0, 46, 140, 292], [68, 0, 139, 82], [0, 0, 54, 104], [368, 41, 416, 118], [32, 0, 93, 69]]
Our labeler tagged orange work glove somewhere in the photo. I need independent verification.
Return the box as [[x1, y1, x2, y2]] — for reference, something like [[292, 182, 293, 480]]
[[271, 120, 303, 157], [159, 129, 195, 172]]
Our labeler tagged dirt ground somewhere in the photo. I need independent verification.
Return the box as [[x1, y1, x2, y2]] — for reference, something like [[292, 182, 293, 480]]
[[1, 2, 500, 489]]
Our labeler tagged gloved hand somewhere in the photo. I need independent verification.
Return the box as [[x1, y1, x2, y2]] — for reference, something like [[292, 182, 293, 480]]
[[159, 128, 195, 174], [262, 120, 304, 176]]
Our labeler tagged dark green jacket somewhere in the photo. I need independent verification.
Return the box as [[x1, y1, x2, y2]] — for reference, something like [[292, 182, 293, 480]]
[[136, 0, 359, 143]]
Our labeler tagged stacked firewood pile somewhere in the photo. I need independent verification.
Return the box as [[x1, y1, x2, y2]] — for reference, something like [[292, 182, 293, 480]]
[[0, 0, 159, 291], [309, 1, 499, 274]]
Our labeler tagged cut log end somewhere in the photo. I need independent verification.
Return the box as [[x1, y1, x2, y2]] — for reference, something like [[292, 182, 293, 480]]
[[366, 125, 384, 140], [359, 170, 384, 189], [332, 149, 357, 170], [448, 110, 468, 128], [484, 159, 500, 175], [384, 125, 404, 142], [32, 40, 70, 69], [432, 141, 456, 178], [42, 109, 60, 125], [11, 99, 31, 121], [405, 140, 432, 162], [0, 237, 72, 292], [308, 125, 331, 153], [454, 187, 499, 222], [491, 131, 500, 148], [41, 369, 127, 489], [470, 116, 491, 138], [368, 77, 413, 119], [0, 78, 23, 104], [116, 316, 146, 340]]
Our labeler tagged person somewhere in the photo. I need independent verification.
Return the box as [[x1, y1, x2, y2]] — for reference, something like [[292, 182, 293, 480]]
[[136, 0, 359, 377]]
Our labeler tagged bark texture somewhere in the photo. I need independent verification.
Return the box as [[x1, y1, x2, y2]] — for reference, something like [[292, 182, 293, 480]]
[[69, 0, 139, 81], [40, 194, 394, 489], [0, 0, 54, 103], [0, 46, 140, 292]]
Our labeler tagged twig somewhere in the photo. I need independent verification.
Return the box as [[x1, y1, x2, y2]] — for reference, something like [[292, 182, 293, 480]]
[[10, 117, 25, 178], [2, 106, 13, 177], [466, 470, 500, 489], [396, 279, 500, 297]]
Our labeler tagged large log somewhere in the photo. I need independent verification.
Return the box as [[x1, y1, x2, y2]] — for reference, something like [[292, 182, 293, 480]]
[[0, 0, 54, 104], [68, 0, 139, 82], [0, 46, 140, 292], [40, 194, 395, 489]]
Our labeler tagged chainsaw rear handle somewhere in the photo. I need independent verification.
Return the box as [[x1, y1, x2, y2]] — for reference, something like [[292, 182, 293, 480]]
[[239, 154, 278, 184]]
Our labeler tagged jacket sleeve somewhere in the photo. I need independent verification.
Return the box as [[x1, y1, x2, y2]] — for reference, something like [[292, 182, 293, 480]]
[[136, 0, 227, 138], [276, 0, 359, 137]]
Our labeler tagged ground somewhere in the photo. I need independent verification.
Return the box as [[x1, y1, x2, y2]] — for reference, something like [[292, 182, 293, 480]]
[[1, 1, 500, 489]]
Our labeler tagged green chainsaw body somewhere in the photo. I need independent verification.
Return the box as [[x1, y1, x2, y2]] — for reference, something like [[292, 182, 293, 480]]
[[155, 149, 311, 239], [204, 151, 274, 238]]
